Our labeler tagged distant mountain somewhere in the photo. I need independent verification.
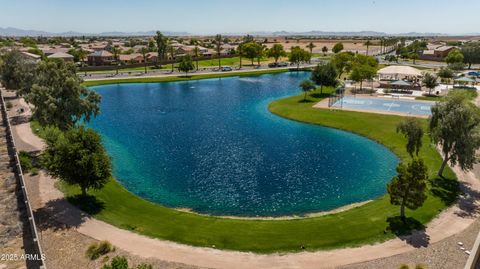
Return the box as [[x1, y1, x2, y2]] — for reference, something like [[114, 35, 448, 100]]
[[0, 27, 190, 37], [0, 27, 474, 37], [239, 30, 450, 37]]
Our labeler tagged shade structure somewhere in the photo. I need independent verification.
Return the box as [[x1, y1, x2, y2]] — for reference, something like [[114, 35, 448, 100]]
[[378, 65, 423, 78], [390, 80, 411, 87]]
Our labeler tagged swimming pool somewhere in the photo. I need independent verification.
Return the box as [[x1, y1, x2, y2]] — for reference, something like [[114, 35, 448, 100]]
[[332, 96, 434, 116], [89, 72, 399, 217]]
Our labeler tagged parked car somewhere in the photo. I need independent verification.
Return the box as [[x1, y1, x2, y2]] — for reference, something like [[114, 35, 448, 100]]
[[268, 62, 278, 68], [467, 71, 480, 78], [221, 66, 233, 72]]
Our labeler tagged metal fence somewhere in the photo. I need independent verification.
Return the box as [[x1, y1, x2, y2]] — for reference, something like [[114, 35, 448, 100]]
[[0, 91, 46, 269]]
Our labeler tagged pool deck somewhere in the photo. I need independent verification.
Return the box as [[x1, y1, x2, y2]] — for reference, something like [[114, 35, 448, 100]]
[[313, 95, 433, 118]]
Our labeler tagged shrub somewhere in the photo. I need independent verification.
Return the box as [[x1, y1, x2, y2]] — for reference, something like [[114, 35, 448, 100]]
[[5, 101, 12, 110], [86, 240, 114, 260], [399, 265, 409, 269], [415, 264, 427, 269], [136, 264, 153, 269], [18, 151, 33, 172], [102, 256, 128, 269]]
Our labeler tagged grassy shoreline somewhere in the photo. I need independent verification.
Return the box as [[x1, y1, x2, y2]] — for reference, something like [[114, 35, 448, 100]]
[[48, 76, 457, 253], [82, 68, 298, 87]]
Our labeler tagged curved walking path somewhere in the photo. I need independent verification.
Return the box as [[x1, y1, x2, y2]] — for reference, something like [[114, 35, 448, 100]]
[[10, 97, 480, 269]]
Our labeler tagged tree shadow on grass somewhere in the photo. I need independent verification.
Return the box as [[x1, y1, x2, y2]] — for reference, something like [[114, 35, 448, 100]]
[[35, 195, 105, 233], [310, 93, 332, 99], [66, 194, 105, 216], [387, 216, 430, 248], [298, 99, 315, 103], [430, 176, 461, 206]]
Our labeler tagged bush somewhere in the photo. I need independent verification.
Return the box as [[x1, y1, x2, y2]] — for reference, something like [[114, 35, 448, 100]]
[[101, 256, 153, 269], [102, 256, 128, 269], [18, 151, 33, 172], [399, 265, 409, 269], [5, 101, 12, 110], [415, 264, 427, 269], [86, 240, 114, 260]]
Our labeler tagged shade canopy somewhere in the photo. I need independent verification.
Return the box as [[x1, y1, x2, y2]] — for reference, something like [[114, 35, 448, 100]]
[[378, 65, 423, 77], [390, 80, 411, 86]]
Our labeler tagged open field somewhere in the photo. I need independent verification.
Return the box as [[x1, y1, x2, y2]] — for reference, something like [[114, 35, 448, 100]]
[[264, 38, 385, 55], [43, 79, 458, 253]]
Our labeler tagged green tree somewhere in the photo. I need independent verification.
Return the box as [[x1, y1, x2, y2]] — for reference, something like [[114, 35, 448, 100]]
[[409, 53, 419, 64], [215, 34, 223, 69], [387, 159, 428, 220], [178, 55, 194, 77], [43, 126, 112, 196], [289, 46, 311, 70], [299, 80, 315, 101], [0, 50, 36, 95], [332, 42, 344, 54], [267, 44, 286, 63], [242, 42, 262, 66], [348, 55, 378, 90], [430, 91, 480, 177], [155, 31, 168, 66], [445, 49, 465, 70], [310, 62, 338, 94], [322, 46, 328, 56], [461, 43, 480, 69], [26, 60, 100, 129], [396, 118, 423, 157], [332, 51, 355, 78], [422, 72, 439, 95], [437, 67, 454, 85]]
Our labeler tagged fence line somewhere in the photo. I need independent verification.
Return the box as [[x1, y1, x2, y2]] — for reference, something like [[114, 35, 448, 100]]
[[0, 91, 46, 269]]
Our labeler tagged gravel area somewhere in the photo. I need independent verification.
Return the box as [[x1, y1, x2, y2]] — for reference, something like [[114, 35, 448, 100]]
[[38, 222, 209, 269]]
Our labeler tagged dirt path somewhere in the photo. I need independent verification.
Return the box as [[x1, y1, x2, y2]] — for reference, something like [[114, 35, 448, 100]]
[[10, 96, 480, 269]]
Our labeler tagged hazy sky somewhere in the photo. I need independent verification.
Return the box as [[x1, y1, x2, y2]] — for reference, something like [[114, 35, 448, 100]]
[[1, 0, 479, 34]]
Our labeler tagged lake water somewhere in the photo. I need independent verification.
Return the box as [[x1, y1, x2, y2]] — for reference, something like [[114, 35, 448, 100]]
[[89, 72, 399, 217]]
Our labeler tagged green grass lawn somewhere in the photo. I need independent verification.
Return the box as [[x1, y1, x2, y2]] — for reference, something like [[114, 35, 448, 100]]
[[82, 68, 296, 87], [81, 56, 287, 75], [49, 82, 458, 253]]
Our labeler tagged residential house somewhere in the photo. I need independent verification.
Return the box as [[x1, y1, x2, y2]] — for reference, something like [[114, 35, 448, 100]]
[[47, 52, 75, 62], [119, 53, 144, 64], [87, 50, 114, 66], [20, 51, 41, 63]]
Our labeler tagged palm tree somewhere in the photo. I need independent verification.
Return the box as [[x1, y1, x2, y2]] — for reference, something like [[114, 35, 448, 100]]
[[111, 47, 121, 75], [215, 34, 222, 69], [322, 46, 328, 56], [140, 48, 148, 74], [238, 42, 243, 69], [364, 40, 372, 56], [422, 72, 439, 95], [193, 45, 200, 71], [306, 42, 316, 54], [77, 48, 88, 76], [168, 45, 176, 72]]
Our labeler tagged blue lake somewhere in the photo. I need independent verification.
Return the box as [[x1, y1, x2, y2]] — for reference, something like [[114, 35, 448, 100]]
[[89, 72, 399, 217]]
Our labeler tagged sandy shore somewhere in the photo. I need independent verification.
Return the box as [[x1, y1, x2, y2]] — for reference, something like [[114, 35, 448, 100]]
[[8, 93, 480, 269]]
